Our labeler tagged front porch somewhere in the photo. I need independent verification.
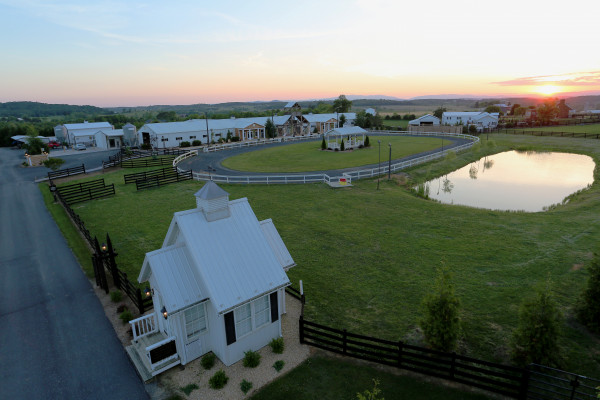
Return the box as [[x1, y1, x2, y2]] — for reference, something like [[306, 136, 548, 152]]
[[126, 313, 181, 381]]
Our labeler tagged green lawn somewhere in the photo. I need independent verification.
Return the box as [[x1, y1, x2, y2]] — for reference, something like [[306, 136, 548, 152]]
[[221, 136, 449, 172], [43, 134, 600, 379], [382, 119, 410, 129], [505, 123, 600, 134], [250, 356, 489, 400]]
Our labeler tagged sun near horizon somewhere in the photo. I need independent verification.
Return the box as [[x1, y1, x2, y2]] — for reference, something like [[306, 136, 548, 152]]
[[533, 85, 564, 96]]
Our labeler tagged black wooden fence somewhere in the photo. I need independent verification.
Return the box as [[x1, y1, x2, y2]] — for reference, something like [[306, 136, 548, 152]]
[[56, 178, 115, 205], [124, 167, 177, 185], [51, 183, 151, 314], [492, 129, 600, 139], [135, 169, 192, 190], [121, 156, 176, 168], [48, 163, 86, 180], [293, 287, 600, 400]]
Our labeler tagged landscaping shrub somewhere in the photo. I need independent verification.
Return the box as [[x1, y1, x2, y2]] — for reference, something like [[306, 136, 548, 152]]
[[243, 350, 261, 368], [201, 352, 216, 370], [510, 279, 562, 366], [192, 140, 201, 146], [110, 290, 122, 303], [240, 379, 253, 395], [273, 360, 284, 372], [209, 370, 228, 389], [269, 337, 284, 354], [119, 309, 134, 324], [180, 383, 199, 396], [334, 148, 339, 152], [231, 136, 240, 142], [180, 141, 191, 147], [141, 143, 152, 150], [365, 135, 370, 147], [43, 158, 65, 171], [357, 379, 384, 400], [419, 266, 461, 352], [576, 254, 600, 332], [341, 139, 345, 151], [321, 137, 326, 150]]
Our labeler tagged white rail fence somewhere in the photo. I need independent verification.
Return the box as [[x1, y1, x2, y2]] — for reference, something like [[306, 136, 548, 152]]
[[129, 313, 158, 342], [173, 131, 479, 185]]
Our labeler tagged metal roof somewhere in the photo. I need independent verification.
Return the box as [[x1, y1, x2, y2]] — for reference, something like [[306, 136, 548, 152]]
[[142, 244, 206, 314], [141, 115, 292, 135], [96, 129, 124, 137], [151, 198, 290, 314], [260, 219, 295, 270], [284, 101, 298, 108], [302, 113, 356, 123], [325, 126, 367, 136], [63, 122, 112, 130], [195, 180, 229, 200]]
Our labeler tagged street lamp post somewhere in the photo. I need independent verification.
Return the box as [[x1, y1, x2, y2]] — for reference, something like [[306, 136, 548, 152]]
[[377, 140, 381, 190], [388, 142, 392, 180]]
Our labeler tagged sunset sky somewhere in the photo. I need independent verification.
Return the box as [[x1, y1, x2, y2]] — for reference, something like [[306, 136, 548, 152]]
[[1, 0, 599, 107]]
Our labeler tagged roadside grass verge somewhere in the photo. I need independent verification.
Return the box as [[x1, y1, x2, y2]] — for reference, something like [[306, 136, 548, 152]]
[[503, 123, 600, 134], [382, 119, 410, 129], [250, 356, 489, 400], [48, 134, 600, 377], [221, 135, 450, 172]]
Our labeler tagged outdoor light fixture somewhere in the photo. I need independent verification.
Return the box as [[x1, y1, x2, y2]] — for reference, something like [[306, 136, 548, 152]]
[[101, 243, 107, 253], [161, 306, 168, 319], [144, 286, 153, 297]]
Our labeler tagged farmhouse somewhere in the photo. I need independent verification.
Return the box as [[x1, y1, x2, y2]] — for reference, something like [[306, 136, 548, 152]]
[[299, 112, 356, 134], [128, 182, 295, 379], [408, 114, 440, 126], [441, 112, 498, 130]]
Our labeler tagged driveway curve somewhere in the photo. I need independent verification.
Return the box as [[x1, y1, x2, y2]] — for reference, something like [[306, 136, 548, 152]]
[[179, 134, 472, 177], [0, 148, 148, 399]]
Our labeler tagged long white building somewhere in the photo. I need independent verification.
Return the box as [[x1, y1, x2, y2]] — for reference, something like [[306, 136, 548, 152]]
[[441, 112, 498, 130]]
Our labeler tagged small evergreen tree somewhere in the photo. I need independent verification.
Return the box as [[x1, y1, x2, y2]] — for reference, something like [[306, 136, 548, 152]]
[[340, 139, 345, 151], [365, 135, 370, 147], [321, 137, 326, 150], [510, 279, 562, 366], [419, 265, 461, 352], [576, 254, 600, 332]]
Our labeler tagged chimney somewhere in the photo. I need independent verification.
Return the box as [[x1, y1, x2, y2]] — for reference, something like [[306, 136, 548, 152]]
[[194, 181, 230, 221]]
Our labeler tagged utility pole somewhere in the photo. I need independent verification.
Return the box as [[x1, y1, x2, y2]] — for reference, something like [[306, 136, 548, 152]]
[[377, 140, 381, 190]]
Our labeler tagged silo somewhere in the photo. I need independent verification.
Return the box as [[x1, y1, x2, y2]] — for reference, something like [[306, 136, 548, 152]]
[[54, 125, 66, 143], [122, 123, 138, 147]]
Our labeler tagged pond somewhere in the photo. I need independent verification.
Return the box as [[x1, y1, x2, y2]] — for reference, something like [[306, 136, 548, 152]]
[[424, 151, 595, 212]]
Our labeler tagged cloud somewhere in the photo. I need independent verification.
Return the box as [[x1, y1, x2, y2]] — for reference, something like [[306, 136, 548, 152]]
[[493, 71, 600, 87]]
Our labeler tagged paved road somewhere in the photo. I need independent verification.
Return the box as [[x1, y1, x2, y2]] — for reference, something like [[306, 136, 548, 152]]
[[179, 134, 472, 177], [0, 148, 148, 399]]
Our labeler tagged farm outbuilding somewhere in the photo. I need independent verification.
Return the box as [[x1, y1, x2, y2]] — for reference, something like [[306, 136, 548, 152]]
[[408, 114, 440, 126], [128, 182, 295, 380]]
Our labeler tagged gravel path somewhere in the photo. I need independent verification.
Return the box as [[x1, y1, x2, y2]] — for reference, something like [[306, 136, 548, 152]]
[[158, 293, 310, 399]]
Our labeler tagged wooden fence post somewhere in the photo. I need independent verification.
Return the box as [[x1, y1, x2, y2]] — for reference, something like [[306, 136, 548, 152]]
[[450, 352, 456, 379], [106, 234, 120, 288], [136, 288, 145, 314], [299, 315, 305, 344], [397, 341, 403, 368], [342, 329, 348, 355], [518, 367, 530, 400]]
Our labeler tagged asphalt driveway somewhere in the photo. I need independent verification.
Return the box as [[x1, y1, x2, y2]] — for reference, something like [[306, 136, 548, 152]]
[[0, 148, 148, 399]]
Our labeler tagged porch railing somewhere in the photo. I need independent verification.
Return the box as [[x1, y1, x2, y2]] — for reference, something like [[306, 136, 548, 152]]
[[129, 313, 158, 342]]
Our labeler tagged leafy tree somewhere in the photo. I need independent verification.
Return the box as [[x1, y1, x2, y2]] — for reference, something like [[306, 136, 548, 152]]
[[576, 254, 600, 332], [156, 111, 179, 121], [433, 107, 447, 119], [356, 379, 384, 400], [24, 129, 48, 155], [537, 101, 558, 124], [265, 118, 277, 138], [509, 104, 521, 115], [485, 105, 501, 114], [339, 114, 346, 127], [403, 114, 416, 120], [510, 279, 562, 366], [313, 101, 334, 114], [513, 106, 526, 116], [43, 158, 65, 170], [419, 265, 461, 352], [333, 94, 352, 113], [355, 111, 367, 128]]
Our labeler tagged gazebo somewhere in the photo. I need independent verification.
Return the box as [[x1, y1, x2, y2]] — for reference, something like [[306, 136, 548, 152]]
[[325, 126, 367, 150]]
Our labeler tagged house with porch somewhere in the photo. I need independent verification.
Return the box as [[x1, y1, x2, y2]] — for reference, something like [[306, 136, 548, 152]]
[[441, 112, 498, 131], [127, 182, 295, 380], [300, 113, 357, 134]]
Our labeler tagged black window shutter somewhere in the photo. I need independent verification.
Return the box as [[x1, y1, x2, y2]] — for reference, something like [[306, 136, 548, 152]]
[[270, 292, 279, 323], [224, 311, 236, 345]]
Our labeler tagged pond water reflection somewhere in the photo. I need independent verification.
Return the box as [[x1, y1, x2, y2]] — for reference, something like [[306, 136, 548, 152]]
[[424, 151, 595, 212]]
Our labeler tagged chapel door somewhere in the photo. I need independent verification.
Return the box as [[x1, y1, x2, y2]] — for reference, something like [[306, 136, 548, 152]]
[[184, 303, 206, 361]]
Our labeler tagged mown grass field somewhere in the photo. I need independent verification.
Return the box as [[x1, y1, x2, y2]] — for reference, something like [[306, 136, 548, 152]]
[[250, 356, 489, 400], [381, 119, 410, 129], [505, 123, 600, 134], [221, 135, 449, 172], [42, 133, 600, 378]]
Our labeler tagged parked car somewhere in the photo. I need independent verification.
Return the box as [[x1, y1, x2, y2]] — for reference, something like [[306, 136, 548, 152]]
[[74, 143, 87, 151], [48, 141, 61, 149]]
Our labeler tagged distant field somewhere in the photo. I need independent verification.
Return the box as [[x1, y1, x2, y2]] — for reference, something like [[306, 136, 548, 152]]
[[221, 136, 449, 172]]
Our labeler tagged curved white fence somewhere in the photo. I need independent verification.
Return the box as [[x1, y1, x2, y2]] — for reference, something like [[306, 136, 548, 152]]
[[173, 131, 479, 185]]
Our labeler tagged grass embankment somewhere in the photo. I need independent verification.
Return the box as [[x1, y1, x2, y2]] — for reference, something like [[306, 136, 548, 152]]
[[221, 136, 449, 172], [45, 134, 600, 378], [250, 356, 489, 400]]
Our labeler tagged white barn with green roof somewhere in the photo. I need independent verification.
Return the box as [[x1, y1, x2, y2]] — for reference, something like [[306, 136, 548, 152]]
[[127, 182, 295, 379]]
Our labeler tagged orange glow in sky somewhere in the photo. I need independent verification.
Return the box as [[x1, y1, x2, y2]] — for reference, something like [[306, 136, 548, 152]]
[[534, 85, 563, 96]]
